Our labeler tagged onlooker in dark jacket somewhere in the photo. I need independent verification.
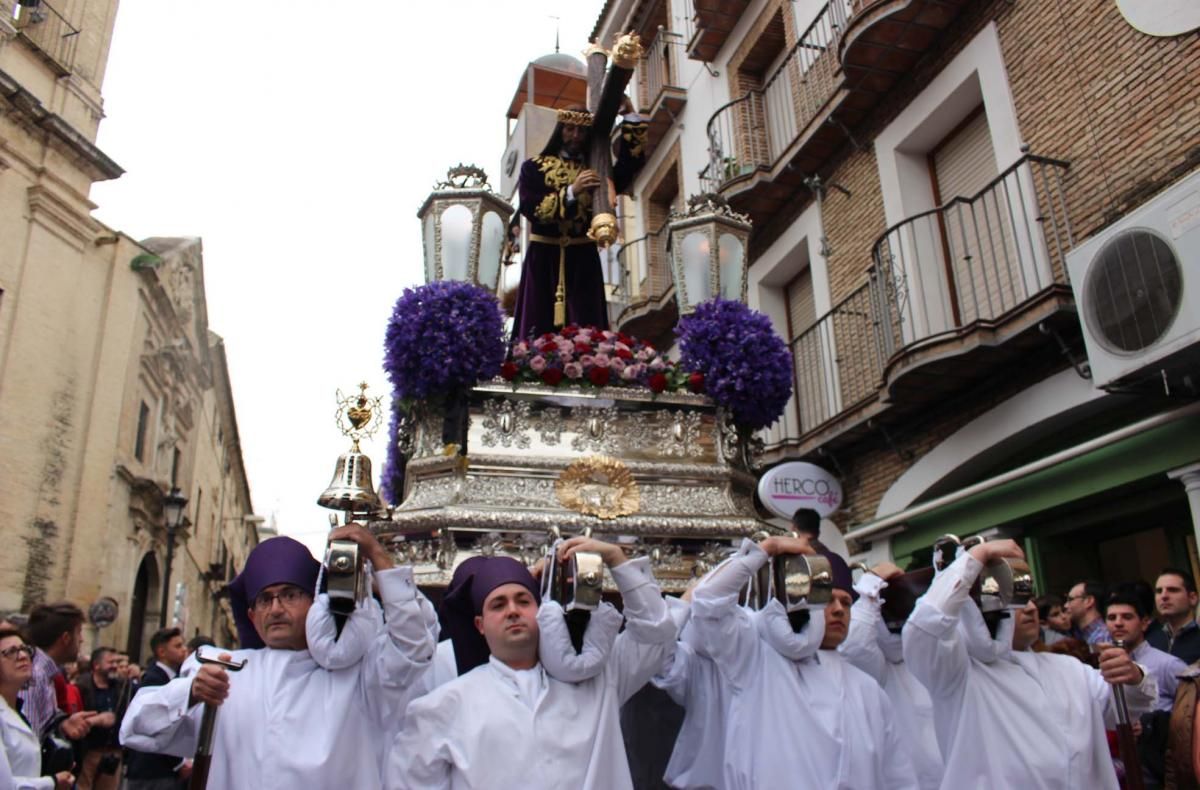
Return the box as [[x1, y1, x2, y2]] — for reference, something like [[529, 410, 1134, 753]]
[[1149, 569, 1200, 666], [74, 647, 130, 790], [123, 628, 190, 790]]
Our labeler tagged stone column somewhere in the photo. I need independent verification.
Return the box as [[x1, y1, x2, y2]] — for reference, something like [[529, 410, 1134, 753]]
[[1168, 462, 1200, 550]]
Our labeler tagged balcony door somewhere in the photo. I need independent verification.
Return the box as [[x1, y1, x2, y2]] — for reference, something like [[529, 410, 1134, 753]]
[[929, 108, 1020, 326]]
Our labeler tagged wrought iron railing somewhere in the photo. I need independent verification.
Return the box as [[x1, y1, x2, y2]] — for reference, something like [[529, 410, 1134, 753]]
[[643, 26, 685, 109], [9, 0, 79, 74], [705, 1, 849, 191], [616, 224, 671, 304], [870, 154, 1073, 357], [789, 281, 883, 435]]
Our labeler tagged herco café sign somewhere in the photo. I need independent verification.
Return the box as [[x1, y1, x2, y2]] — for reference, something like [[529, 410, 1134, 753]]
[[757, 462, 843, 520]]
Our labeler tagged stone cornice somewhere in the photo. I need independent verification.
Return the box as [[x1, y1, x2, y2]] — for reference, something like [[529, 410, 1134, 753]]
[[0, 66, 123, 181], [27, 184, 101, 249]]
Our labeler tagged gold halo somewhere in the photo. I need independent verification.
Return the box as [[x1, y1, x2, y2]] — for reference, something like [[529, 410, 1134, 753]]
[[555, 456, 640, 519]]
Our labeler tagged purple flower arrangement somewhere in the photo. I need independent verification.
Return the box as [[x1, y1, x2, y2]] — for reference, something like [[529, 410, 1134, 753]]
[[379, 396, 405, 506], [676, 298, 794, 431], [503, 325, 702, 394], [383, 281, 506, 402]]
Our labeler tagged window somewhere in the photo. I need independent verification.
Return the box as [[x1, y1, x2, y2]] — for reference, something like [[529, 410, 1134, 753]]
[[135, 401, 150, 462]]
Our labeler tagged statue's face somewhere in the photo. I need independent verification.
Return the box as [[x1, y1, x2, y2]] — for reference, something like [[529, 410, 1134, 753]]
[[561, 124, 589, 156]]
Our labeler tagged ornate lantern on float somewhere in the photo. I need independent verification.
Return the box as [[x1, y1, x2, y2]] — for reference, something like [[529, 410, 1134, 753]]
[[666, 193, 752, 314], [416, 165, 515, 291]]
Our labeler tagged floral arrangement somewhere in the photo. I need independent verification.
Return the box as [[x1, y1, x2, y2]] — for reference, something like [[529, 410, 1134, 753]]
[[676, 298, 793, 431], [502, 325, 704, 394], [379, 396, 405, 506], [383, 281, 506, 403]]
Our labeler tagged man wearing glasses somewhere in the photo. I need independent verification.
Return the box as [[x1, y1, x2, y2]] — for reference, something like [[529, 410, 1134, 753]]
[[120, 528, 437, 789], [1065, 580, 1111, 646]]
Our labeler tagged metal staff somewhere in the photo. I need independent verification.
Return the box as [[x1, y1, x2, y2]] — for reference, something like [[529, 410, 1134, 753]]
[[189, 651, 247, 790], [1110, 638, 1145, 790]]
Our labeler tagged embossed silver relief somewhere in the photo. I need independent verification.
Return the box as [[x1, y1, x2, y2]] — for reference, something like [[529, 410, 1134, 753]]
[[532, 407, 566, 446], [465, 476, 556, 509], [569, 405, 623, 454], [481, 398, 532, 449], [656, 409, 705, 458]]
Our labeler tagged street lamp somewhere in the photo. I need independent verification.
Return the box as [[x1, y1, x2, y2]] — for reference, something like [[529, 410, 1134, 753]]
[[417, 165, 515, 292], [667, 194, 753, 314], [158, 487, 189, 628]]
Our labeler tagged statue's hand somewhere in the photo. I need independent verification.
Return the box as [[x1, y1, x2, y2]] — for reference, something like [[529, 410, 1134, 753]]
[[572, 169, 601, 194]]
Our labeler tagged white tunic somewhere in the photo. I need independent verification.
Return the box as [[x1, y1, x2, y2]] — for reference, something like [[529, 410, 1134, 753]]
[[902, 553, 1158, 790], [0, 696, 50, 790], [385, 557, 675, 790], [691, 540, 918, 790], [840, 573, 943, 790], [652, 620, 730, 790], [120, 566, 436, 790]]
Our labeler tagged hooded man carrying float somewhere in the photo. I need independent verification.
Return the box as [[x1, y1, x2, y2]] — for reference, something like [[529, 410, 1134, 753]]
[[120, 528, 437, 789], [903, 538, 1157, 789], [386, 535, 676, 790], [688, 533, 918, 789]]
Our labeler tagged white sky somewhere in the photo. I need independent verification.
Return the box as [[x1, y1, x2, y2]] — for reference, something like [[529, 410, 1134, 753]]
[[91, 0, 604, 557]]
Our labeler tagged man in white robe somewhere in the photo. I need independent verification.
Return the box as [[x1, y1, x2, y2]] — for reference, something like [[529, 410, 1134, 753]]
[[120, 528, 437, 790], [840, 563, 943, 790], [691, 535, 918, 790], [650, 590, 731, 790], [902, 538, 1157, 789], [386, 536, 676, 790]]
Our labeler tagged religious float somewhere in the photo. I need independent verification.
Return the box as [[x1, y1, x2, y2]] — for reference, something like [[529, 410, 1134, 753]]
[[317, 35, 803, 595]]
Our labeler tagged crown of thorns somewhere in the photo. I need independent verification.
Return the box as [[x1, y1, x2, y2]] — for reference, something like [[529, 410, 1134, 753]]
[[556, 109, 593, 127]]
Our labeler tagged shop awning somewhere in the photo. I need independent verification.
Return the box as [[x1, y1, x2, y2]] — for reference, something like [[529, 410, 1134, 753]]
[[843, 401, 1200, 560]]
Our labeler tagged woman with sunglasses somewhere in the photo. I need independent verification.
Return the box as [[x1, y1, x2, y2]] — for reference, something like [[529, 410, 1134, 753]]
[[0, 626, 73, 789]]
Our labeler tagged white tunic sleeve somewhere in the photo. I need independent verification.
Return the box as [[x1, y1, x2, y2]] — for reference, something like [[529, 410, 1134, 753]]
[[607, 557, 677, 704], [358, 566, 439, 725], [690, 538, 765, 690], [902, 553, 981, 699], [385, 691, 454, 790], [841, 573, 888, 684], [118, 674, 203, 758]]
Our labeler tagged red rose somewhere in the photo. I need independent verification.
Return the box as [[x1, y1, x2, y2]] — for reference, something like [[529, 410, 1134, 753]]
[[648, 372, 668, 393], [615, 347, 633, 360], [618, 333, 633, 346], [540, 332, 557, 343], [500, 362, 518, 381], [562, 325, 579, 338], [687, 372, 705, 393], [575, 341, 593, 354], [541, 368, 564, 386], [588, 367, 611, 387]]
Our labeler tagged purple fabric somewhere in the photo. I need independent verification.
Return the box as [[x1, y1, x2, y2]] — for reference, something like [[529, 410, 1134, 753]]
[[228, 536, 321, 650], [817, 546, 857, 601], [510, 240, 608, 342], [438, 557, 540, 676]]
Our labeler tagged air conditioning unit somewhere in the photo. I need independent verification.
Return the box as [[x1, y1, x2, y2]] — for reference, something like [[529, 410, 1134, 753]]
[[1066, 168, 1200, 389]]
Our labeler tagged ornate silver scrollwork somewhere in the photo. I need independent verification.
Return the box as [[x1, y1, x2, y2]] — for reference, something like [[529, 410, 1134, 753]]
[[532, 407, 566, 446], [481, 399, 532, 449], [658, 409, 704, 458], [569, 405, 623, 454]]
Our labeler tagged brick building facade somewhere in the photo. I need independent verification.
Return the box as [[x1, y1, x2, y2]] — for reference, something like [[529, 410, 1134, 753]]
[[576, 0, 1200, 592]]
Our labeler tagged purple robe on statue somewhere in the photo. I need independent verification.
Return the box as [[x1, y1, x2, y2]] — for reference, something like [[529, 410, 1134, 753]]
[[510, 116, 648, 343]]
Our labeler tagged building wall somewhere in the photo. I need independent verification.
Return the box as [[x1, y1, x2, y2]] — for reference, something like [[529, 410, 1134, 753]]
[[0, 1, 257, 656], [594, 0, 1200, 557]]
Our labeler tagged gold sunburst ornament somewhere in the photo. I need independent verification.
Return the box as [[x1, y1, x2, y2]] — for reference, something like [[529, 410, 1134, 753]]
[[555, 456, 640, 519]]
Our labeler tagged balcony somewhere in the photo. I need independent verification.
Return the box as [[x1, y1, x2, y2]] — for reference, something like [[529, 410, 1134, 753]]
[[774, 154, 1076, 458], [637, 26, 688, 162], [702, 0, 969, 233], [6, 0, 79, 75], [688, 0, 751, 62], [614, 225, 678, 343]]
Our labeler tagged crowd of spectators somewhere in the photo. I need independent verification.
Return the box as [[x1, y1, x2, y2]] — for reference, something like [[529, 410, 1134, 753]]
[[0, 603, 212, 789]]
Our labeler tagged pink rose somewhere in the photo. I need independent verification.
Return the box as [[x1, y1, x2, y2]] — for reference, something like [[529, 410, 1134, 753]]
[[580, 354, 595, 367], [557, 340, 574, 356], [512, 342, 529, 360], [529, 355, 547, 373], [592, 354, 611, 368], [601, 330, 618, 341], [610, 357, 626, 373], [621, 365, 639, 380], [564, 362, 583, 379], [649, 357, 666, 371], [597, 342, 614, 354], [636, 347, 655, 361]]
